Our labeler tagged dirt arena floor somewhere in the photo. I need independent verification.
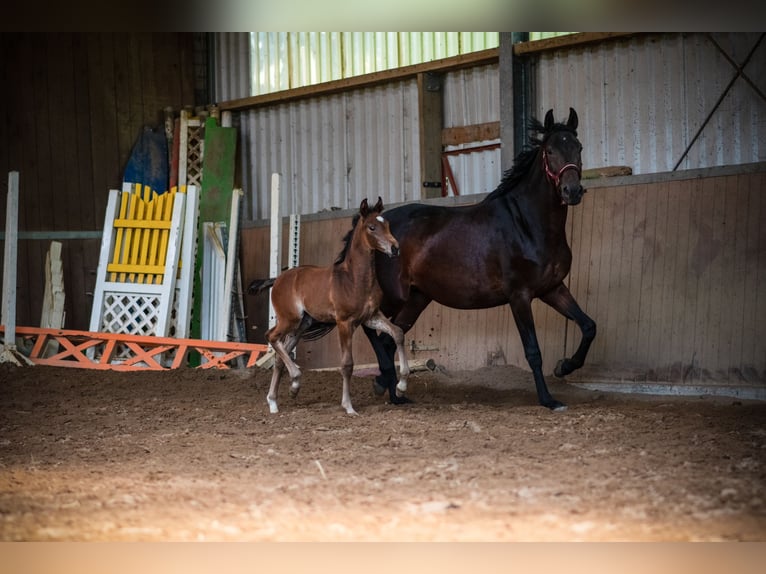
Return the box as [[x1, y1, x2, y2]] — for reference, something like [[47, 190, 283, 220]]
[[0, 361, 764, 542]]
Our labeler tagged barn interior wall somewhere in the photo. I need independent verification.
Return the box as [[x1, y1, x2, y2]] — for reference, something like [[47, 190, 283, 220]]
[[226, 32, 765, 225], [0, 33, 198, 331], [535, 32, 766, 174], [241, 163, 766, 389]]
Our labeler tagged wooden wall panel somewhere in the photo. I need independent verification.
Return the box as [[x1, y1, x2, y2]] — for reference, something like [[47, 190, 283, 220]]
[[241, 167, 766, 390], [1, 33, 197, 331]]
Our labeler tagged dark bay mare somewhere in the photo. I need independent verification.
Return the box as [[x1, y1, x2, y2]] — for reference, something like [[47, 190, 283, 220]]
[[365, 108, 596, 411]]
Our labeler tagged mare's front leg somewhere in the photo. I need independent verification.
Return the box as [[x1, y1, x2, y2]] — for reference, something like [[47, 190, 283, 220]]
[[365, 312, 410, 398], [540, 283, 597, 378], [337, 321, 358, 415], [509, 293, 566, 411]]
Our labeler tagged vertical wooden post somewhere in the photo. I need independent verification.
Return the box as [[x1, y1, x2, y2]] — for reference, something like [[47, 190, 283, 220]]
[[1, 171, 32, 365], [418, 71, 444, 199], [268, 173, 282, 330], [2, 172, 19, 347]]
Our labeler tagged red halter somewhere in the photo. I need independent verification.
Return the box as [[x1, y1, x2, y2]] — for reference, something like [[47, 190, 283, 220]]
[[542, 149, 581, 188]]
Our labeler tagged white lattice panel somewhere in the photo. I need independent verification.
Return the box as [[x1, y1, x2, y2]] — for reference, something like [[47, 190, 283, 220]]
[[179, 110, 205, 189]]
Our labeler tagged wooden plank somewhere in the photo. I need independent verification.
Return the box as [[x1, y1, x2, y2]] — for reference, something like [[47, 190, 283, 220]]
[[582, 166, 633, 179], [191, 117, 238, 342], [513, 33, 638, 55], [716, 176, 740, 381], [220, 49, 499, 112], [636, 181, 661, 373], [441, 121, 499, 146], [654, 180, 676, 381], [418, 72, 444, 199], [668, 180, 694, 381], [690, 177, 717, 383], [739, 173, 761, 378], [624, 183, 647, 366]]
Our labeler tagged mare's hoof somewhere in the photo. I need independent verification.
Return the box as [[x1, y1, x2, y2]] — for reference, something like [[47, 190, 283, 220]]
[[372, 380, 387, 396], [545, 400, 567, 412], [389, 394, 413, 406]]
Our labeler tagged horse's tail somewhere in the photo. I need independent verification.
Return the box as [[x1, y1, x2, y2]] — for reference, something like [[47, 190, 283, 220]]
[[302, 322, 336, 342], [247, 277, 276, 295]]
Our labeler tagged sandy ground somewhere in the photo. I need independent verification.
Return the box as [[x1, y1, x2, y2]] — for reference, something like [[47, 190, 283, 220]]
[[0, 361, 764, 541]]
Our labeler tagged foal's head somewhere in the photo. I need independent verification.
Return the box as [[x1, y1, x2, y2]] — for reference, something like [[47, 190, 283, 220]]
[[357, 197, 399, 257], [538, 107, 584, 205]]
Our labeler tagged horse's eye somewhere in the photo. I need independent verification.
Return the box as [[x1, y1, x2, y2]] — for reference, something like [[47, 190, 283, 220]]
[[368, 225, 376, 231]]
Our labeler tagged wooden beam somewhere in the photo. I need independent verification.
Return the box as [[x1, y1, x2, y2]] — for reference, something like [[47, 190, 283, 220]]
[[442, 121, 500, 146], [513, 33, 639, 55], [220, 49, 498, 112], [582, 166, 633, 180], [418, 72, 444, 199]]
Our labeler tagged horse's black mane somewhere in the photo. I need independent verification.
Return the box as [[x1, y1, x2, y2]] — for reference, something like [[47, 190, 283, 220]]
[[334, 213, 361, 265], [484, 116, 576, 201]]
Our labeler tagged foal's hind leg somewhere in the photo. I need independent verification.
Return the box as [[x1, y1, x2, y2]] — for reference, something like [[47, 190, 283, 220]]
[[365, 312, 410, 398], [266, 322, 303, 412], [540, 283, 597, 378]]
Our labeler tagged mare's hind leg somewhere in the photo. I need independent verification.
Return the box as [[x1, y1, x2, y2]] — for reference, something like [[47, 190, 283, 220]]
[[540, 283, 597, 378], [364, 312, 410, 398]]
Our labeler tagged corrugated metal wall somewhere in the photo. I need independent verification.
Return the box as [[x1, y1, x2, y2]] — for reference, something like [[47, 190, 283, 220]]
[[215, 32, 765, 221], [536, 32, 766, 174], [236, 80, 421, 220]]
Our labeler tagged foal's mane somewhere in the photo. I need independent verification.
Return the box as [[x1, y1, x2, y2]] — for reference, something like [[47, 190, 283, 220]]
[[334, 213, 361, 265], [484, 116, 577, 201]]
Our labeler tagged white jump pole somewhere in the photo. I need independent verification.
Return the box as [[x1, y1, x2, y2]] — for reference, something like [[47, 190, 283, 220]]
[[268, 173, 282, 331], [1, 171, 33, 366]]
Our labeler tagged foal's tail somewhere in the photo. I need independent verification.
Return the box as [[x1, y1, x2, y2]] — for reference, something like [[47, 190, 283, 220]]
[[247, 277, 276, 295]]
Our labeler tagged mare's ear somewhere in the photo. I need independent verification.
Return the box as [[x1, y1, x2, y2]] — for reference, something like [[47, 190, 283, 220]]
[[373, 196, 384, 213], [544, 109, 554, 132], [567, 107, 578, 132], [359, 197, 370, 216]]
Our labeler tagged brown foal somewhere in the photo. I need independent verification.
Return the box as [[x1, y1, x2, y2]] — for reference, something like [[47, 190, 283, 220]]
[[265, 197, 410, 415]]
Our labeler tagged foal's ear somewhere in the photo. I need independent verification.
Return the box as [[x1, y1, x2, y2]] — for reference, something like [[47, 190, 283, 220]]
[[373, 196, 384, 213], [359, 197, 370, 216], [567, 107, 579, 132], [544, 109, 554, 132]]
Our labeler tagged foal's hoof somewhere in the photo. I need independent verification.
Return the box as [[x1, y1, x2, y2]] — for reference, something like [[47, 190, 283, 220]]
[[372, 379, 387, 396]]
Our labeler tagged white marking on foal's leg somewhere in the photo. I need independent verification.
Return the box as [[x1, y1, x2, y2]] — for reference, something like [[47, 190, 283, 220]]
[[290, 379, 301, 398]]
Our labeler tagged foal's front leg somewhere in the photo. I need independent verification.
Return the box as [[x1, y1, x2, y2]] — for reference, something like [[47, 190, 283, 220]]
[[336, 321, 358, 415], [365, 312, 410, 397]]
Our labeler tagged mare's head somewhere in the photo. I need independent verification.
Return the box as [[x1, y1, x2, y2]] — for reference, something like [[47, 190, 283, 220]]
[[358, 197, 399, 257], [534, 107, 585, 205]]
